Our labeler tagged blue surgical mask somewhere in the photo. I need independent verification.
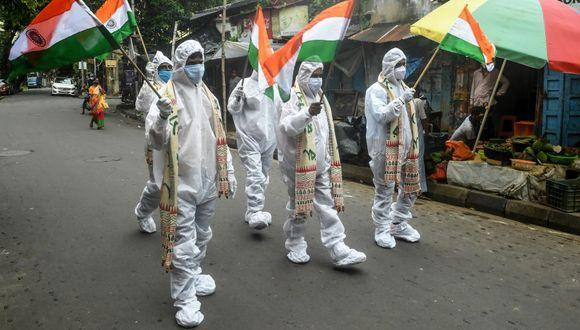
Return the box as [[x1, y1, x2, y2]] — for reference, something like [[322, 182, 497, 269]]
[[158, 70, 172, 83], [184, 64, 204, 84], [308, 77, 322, 94]]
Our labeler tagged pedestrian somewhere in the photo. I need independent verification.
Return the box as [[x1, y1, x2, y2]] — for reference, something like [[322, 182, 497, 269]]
[[147, 40, 236, 328], [133, 51, 173, 234], [228, 68, 241, 97], [449, 106, 486, 148], [470, 62, 510, 108], [89, 78, 106, 129], [227, 70, 279, 230], [365, 48, 422, 249], [277, 58, 366, 267]]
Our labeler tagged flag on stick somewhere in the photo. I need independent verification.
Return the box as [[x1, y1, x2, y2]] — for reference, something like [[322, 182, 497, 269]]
[[8, 0, 119, 80], [248, 6, 274, 93], [439, 5, 496, 71], [95, 0, 137, 60], [263, 0, 355, 101]]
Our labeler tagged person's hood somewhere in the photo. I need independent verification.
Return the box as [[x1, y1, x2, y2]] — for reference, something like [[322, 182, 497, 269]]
[[381, 47, 406, 83], [296, 57, 324, 98], [146, 51, 173, 84], [171, 40, 205, 86]]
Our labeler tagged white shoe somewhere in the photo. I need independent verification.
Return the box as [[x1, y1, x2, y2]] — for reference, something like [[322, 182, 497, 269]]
[[287, 250, 310, 264], [374, 227, 396, 249], [330, 242, 367, 267], [138, 215, 156, 234], [194, 274, 216, 296], [248, 211, 272, 230], [175, 301, 204, 328], [391, 222, 421, 242]]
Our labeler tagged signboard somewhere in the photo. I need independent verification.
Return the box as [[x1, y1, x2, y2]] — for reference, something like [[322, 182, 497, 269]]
[[279, 5, 308, 37], [238, 9, 273, 42], [105, 59, 117, 68], [559, 0, 580, 10], [78, 61, 87, 70]]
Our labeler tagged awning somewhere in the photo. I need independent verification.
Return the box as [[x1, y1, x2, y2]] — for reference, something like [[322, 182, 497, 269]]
[[349, 23, 414, 43], [207, 41, 284, 61]]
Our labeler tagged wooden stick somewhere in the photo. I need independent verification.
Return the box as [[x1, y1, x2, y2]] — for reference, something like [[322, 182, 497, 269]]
[[413, 47, 440, 89], [221, 0, 228, 131], [171, 21, 179, 61], [131, 0, 149, 62], [472, 58, 508, 152]]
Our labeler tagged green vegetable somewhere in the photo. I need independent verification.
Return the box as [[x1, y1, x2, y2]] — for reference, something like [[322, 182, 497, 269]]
[[543, 143, 554, 152], [537, 151, 548, 163], [525, 147, 536, 157], [532, 140, 544, 151]]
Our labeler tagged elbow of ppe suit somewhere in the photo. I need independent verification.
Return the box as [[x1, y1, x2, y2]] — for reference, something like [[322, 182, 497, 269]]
[[279, 107, 312, 138], [135, 87, 153, 113], [227, 93, 244, 115]]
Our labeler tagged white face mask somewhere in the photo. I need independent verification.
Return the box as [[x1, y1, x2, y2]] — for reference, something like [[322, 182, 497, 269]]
[[308, 77, 322, 94], [394, 66, 406, 80]]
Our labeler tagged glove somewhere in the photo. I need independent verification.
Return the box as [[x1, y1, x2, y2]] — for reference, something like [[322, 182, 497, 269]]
[[233, 89, 245, 103], [390, 98, 404, 116], [228, 173, 237, 198], [400, 88, 416, 103], [157, 97, 172, 119]]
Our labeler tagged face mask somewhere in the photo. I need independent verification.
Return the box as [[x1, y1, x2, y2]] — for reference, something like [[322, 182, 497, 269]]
[[158, 70, 172, 83], [394, 66, 406, 80], [308, 77, 322, 94], [184, 64, 204, 84]]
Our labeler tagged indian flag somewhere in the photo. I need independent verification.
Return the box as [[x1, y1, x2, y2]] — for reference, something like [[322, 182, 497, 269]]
[[263, 0, 354, 101], [8, 0, 118, 80], [439, 5, 496, 71], [95, 0, 137, 59], [248, 6, 274, 93]]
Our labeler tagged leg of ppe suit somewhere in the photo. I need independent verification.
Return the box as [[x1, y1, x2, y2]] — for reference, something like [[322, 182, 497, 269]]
[[313, 172, 346, 250], [369, 154, 397, 248], [134, 180, 160, 233], [239, 150, 267, 220], [170, 197, 215, 328], [282, 175, 309, 264], [391, 186, 420, 242]]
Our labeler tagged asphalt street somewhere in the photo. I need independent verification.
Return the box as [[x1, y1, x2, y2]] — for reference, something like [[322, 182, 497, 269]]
[[1, 89, 580, 329]]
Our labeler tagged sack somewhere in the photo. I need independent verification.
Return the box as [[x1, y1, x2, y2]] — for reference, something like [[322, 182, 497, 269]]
[[445, 140, 474, 161], [430, 161, 448, 182]]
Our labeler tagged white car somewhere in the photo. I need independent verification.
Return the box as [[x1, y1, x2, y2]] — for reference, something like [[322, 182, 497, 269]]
[[51, 77, 77, 96]]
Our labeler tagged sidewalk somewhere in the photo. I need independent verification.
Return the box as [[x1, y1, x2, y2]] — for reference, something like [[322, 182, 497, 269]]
[[118, 104, 580, 235]]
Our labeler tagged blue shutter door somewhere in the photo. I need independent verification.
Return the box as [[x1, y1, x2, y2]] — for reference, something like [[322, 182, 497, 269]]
[[563, 74, 580, 147], [542, 68, 564, 144]]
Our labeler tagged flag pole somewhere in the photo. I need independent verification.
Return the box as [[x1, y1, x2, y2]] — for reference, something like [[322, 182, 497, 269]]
[[78, 0, 161, 99], [413, 46, 440, 90], [221, 0, 228, 131], [131, 0, 149, 62], [472, 58, 508, 152], [319, 11, 352, 103]]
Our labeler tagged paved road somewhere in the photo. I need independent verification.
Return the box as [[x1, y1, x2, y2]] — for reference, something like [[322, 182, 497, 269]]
[[1, 89, 579, 329]]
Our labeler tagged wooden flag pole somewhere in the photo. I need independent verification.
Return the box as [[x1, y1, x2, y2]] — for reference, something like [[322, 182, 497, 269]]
[[472, 58, 508, 152], [131, 0, 149, 62], [413, 47, 440, 89]]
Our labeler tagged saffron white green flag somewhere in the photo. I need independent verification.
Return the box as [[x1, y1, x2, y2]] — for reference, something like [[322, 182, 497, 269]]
[[248, 5, 274, 96], [8, 0, 118, 80], [439, 5, 496, 71], [95, 0, 137, 60], [263, 0, 355, 101]]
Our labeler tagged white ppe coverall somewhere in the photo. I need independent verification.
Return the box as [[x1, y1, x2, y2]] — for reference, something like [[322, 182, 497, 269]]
[[277, 60, 366, 266], [364, 48, 421, 249], [147, 40, 236, 328], [227, 70, 279, 229], [134, 51, 173, 233]]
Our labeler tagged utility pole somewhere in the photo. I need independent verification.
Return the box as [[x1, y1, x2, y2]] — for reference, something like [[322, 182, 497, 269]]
[[221, 0, 228, 131]]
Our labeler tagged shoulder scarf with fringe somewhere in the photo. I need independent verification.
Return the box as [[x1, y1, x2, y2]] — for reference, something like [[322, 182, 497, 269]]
[[293, 81, 344, 217], [379, 73, 421, 195], [159, 81, 231, 271]]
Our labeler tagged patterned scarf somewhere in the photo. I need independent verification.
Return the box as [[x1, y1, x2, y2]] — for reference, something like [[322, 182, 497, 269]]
[[294, 81, 344, 217], [159, 81, 231, 271], [379, 73, 421, 195]]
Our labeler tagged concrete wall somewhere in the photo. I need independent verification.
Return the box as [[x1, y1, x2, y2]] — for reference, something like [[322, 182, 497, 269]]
[[363, 0, 437, 25]]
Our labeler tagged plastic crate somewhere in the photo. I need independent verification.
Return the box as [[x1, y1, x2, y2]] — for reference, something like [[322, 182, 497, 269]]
[[546, 178, 580, 212]]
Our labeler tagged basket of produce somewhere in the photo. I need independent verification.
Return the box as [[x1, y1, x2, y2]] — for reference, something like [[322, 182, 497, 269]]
[[547, 152, 578, 166], [511, 136, 535, 153], [547, 178, 580, 212], [511, 159, 536, 171], [484, 144, 512, 165]]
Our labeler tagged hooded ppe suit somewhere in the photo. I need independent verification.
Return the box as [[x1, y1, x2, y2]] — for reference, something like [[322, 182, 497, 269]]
[[365, 48, 421, 249], [227, 70, 280, 230], [277, 60, 366, 267], [146, 40, 236, 328], [134, 51, 173, 234]]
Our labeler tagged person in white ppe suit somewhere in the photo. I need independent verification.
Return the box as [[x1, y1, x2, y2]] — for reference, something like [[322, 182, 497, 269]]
[[133, 51, 173, 234], [278, 58, 366, 267], [365, 48, 422, 249], [227, 70, 279, 230], [147, 40, 236, 328]]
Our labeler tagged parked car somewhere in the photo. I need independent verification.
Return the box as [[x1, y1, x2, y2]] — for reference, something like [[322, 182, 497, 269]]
[[27, 72, 42, 88], [0, 79, 20, 95], [51, 77, 77, 96]]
